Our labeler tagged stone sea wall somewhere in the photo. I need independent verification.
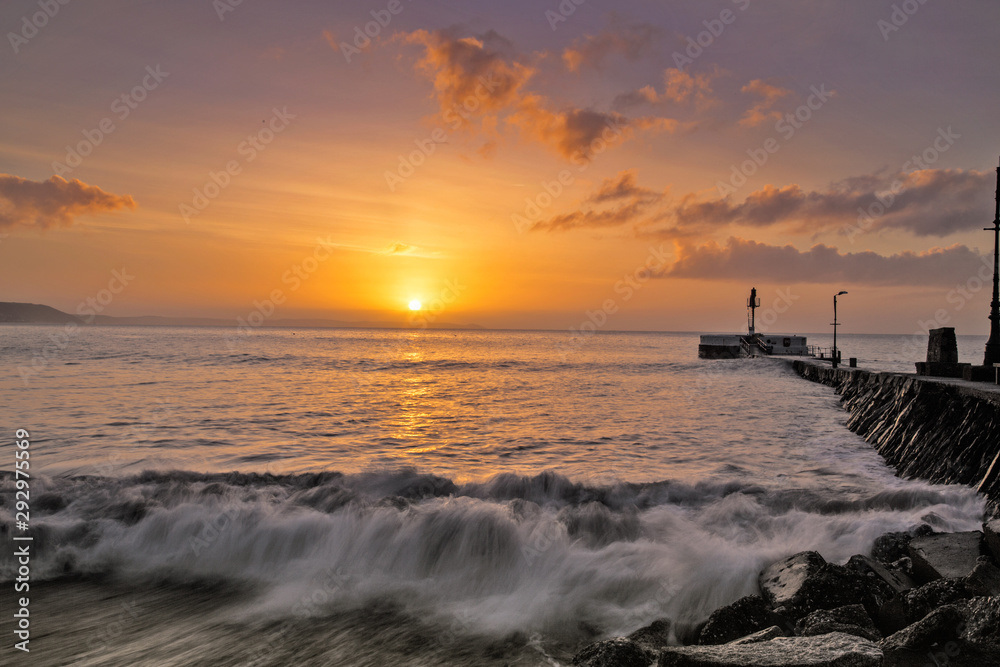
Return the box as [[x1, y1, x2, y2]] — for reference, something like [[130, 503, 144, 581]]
[[790, 360, 1000, 502]]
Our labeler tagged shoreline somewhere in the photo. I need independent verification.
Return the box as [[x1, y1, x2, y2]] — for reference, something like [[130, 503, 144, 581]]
[[574, 522, 1000, 666]]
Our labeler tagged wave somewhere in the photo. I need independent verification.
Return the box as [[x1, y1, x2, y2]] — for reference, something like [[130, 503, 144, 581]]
[[0, 469, 985, 642]]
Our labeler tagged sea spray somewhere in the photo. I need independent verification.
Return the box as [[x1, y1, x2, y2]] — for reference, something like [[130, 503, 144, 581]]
[[1, 469, 984, 645]]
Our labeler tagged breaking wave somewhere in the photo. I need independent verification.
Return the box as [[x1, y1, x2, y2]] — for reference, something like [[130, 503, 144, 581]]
[[0, 469, 984, 643]]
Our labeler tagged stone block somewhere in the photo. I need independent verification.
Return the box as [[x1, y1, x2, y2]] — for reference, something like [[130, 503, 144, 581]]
[[908, 532, 983, 582]]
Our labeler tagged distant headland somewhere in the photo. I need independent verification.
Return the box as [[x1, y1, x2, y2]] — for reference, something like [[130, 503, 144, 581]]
[[0, 302, 484, 331]]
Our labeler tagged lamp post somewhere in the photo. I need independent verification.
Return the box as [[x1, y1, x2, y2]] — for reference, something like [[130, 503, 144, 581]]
[[984, 157, 1000, 367], [832, 291, 848, 368]]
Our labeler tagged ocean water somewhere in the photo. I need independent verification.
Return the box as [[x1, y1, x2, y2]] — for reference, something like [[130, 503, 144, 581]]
[[0, 326, 989, 666]]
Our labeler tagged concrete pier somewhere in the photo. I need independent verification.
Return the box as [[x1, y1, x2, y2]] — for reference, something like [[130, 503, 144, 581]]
[[786, 359, 1000, 502]]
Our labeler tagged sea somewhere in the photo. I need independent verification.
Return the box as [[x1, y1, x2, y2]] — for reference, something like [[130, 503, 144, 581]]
[[0, 326, 990, 666]]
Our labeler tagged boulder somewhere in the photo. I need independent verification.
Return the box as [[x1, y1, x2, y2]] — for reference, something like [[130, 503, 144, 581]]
[[796, 604, 880, 642], [965, 558, 1000, 597], [727, 626, 784, 645], [698, 596, 786, 645], [758, 552, 893, 621], [908, 532, 983, 582], [879, 602, 968, 651], [962, 596, 1000, 645], [658, 632, 882, 666], [572, 637, 654, 667], [846, 554, 914, 595], [877, 578, 974, 636], [870, 525, 932, 566], [984, 519, 1000, 563], [759, 552, 826, 612], [881, 597, 1000, 667], [628, 619, 673, 653]]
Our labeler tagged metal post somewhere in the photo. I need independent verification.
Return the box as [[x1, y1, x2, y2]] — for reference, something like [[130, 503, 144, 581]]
[[833, 295, 838, 368], [985, 157, 1000, 366], [832, 291, 847, 368]]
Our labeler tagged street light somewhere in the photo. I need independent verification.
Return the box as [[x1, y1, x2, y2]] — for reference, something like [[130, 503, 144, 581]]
[[832, 291, 848, 368]]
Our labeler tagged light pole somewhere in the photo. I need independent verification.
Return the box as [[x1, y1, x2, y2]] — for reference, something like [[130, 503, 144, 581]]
[[984, 157, 1000, 366], [832, 291, 848, 368]]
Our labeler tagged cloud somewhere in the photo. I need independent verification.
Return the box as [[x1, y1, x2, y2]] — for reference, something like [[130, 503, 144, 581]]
[[739, 79, 792, 127], [530, 202, 652, 233], [661, 237, 988, 286], [403, 29, 533, 119], [530, 164, 993, 241], [400, 28, 679, 161], [507, 97, 641, 161], [562, 23, 659, 72], [382, 242, 418, 255], [0, 174, 136, 229], [613, 85, 660, 109], [586, 169, 662, 205], [664, 169, 993, 238], [614, 68, 720, 110], [531, 169, 664, 232], [377, 242, 442, 258]]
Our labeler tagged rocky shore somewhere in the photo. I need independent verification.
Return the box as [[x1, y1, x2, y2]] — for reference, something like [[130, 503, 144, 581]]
[[572, 521, 1000, 666]]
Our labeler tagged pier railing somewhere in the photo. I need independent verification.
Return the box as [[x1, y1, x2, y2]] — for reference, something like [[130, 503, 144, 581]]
[[741, 336, 773, 356]]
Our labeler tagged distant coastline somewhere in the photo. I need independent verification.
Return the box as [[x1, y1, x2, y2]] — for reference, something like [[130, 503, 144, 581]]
[[0, 301, 484, 331]]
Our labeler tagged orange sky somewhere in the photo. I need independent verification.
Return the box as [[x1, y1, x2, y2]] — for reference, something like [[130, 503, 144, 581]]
[[2, 0, 1000, 334]]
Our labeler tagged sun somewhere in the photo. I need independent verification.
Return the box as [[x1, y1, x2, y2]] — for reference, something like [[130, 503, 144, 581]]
[[408, 299, 422, 311]]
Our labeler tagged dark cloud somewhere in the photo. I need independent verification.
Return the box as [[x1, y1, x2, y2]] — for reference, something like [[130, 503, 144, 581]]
[[0, 174, 136, 229], [661, 237, 989, 285], [508, 100, 661, 161], [531, 166, 994, 246], [667, 169, 993, 238]]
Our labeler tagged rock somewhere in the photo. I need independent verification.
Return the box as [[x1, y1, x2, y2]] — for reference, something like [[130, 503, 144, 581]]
[[759, 552, 893, 621], [908, 531, 983, 582], [796, 604, 880, 642], [962, 596, 1000, 645], [726, 626, 784, 645], [965, 558, 1000, 596], [698, 596, 786, 645], [759, 552, 826, 611], [889, 557, 912, 577], [879, 602, 968, 651], [877, 578, 975, 636], [870, 526, 933, 566], [628, 619, 672, 652], [881, 597, 1000, 667], [846, 554, 914, 595], [572, 637, 653, 667], [984, 519, 1000, 563], [658, 632, 882, 666]]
